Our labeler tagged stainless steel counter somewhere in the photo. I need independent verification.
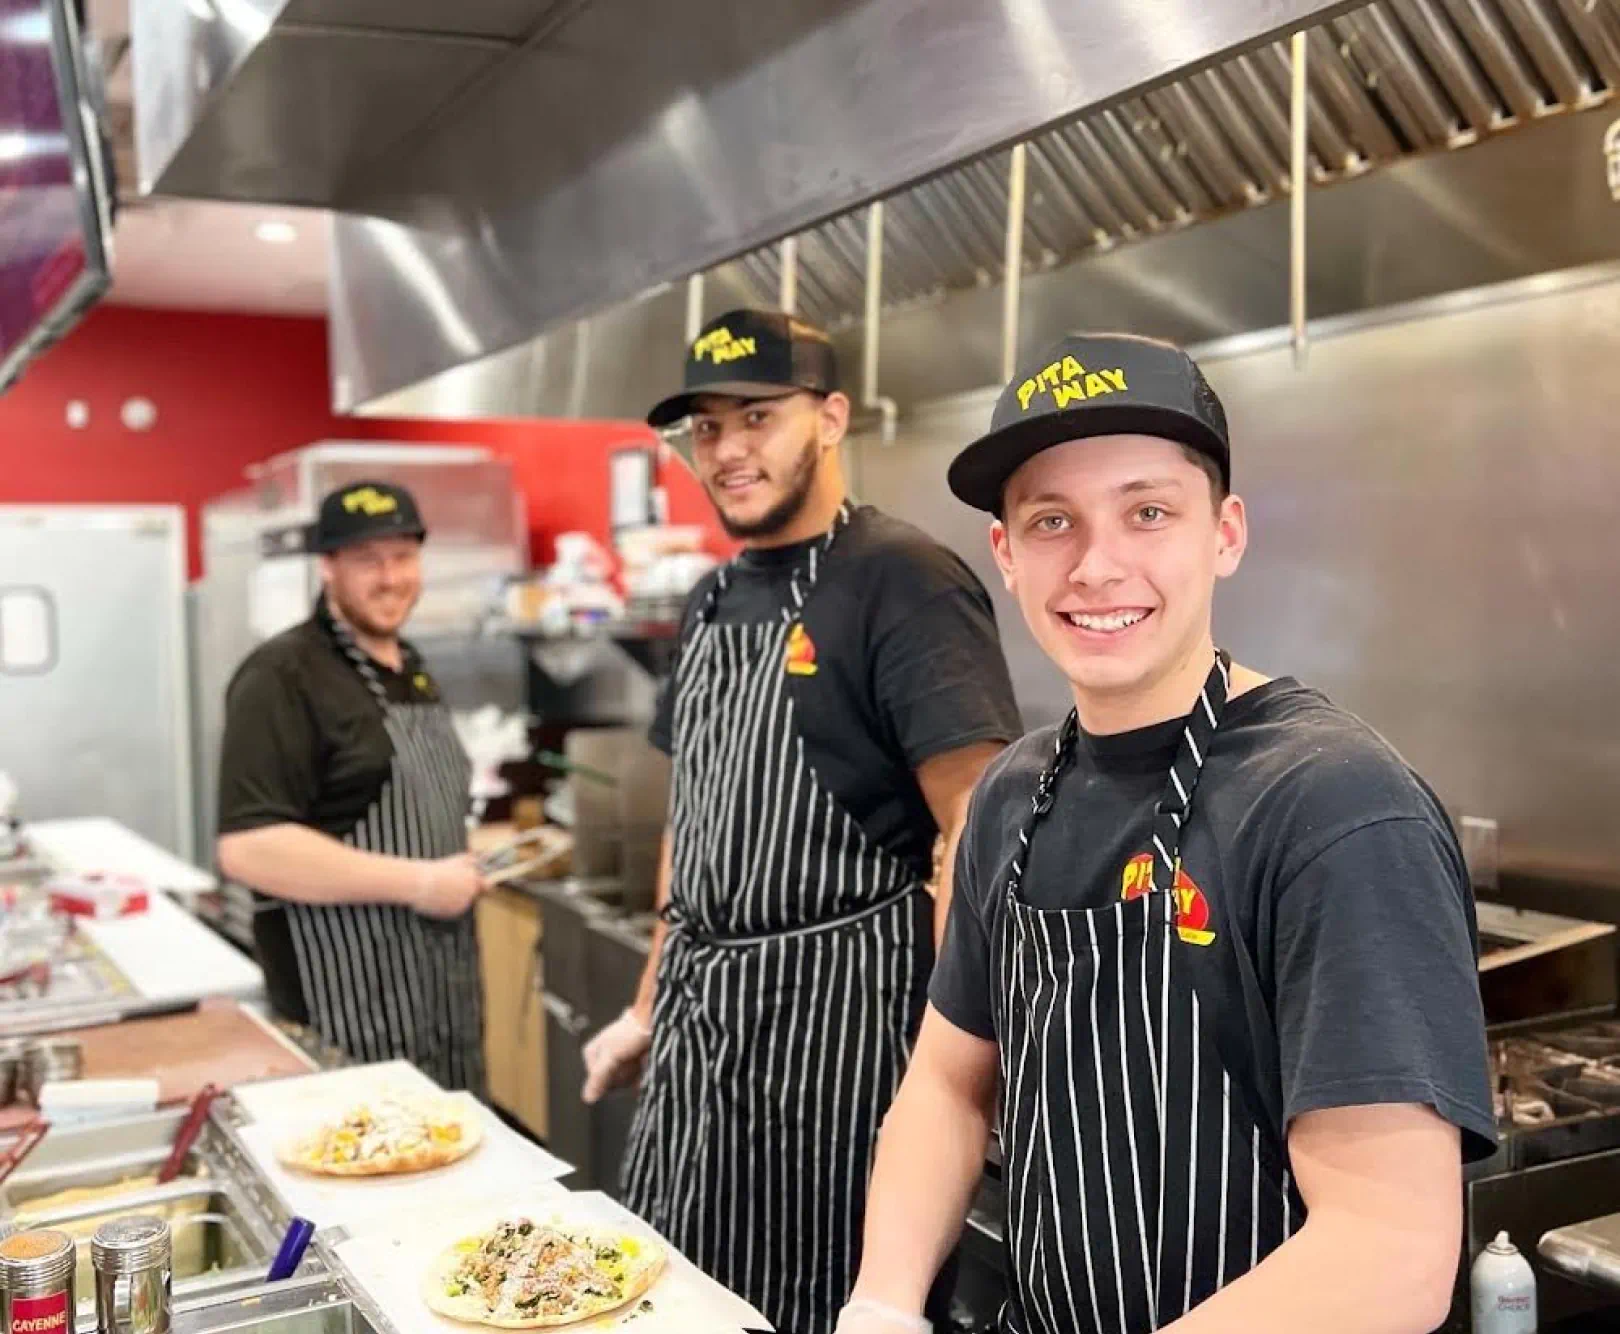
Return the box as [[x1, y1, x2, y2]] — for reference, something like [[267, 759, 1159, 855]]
[[1543, 1213, 1620, 1294]]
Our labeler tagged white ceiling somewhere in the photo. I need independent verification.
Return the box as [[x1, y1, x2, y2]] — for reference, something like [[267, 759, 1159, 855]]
[[108, 199, 331, 315], [87, 0, 332, 316]]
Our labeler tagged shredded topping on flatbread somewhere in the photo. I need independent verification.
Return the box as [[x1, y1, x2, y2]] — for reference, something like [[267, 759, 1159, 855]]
[[436, 1218, 654, 1323], [300, 1094, 470, 1167]]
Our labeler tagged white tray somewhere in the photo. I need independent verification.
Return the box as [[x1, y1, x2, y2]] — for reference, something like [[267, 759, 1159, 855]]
[[334, 1189, 772, 1334], [233, 1073, 574, 1231]]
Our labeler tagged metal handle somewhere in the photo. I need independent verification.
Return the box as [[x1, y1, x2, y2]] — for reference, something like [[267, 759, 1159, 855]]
[[1289, 29, 1310, 370], [157, 1084, 218, 1184], [964, 1208, 1002, 1245], [1001, 142, 1027, 384], [1540, 1229, 1620, 1291], [541, 992, 590, 1036]]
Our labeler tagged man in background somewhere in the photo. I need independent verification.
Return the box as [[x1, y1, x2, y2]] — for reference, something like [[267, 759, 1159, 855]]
[[217, 480, 488, 1092]]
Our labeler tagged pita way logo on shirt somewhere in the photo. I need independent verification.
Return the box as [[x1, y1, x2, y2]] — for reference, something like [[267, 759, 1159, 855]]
[[784, 623, 818, 676], [1121, 852, 1216, 946]]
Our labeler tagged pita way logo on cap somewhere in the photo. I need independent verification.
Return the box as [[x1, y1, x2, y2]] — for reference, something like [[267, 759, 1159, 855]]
[[341, 485, 400, 517], [645, 307, 840, 429], [946, 331, 1232, 515], [1016, 356, 1128, 412], [691, 326, 758, 365], [311, 479, 427, 553]]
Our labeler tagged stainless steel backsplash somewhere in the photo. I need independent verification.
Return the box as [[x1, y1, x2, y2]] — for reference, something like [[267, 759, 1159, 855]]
[[851, 263, 1620, 887]]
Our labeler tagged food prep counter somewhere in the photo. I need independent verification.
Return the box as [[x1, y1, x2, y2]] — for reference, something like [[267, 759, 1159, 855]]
[[1, 1055, 771, 1334], [1, 821, 264, 1038], [3, 1102, 313, 1316]]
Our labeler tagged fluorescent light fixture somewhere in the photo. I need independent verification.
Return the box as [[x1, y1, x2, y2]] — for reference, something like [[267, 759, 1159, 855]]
[[255, 220, 298, 244], [0, 10, 51, 43], [0, 131, 67, 164]]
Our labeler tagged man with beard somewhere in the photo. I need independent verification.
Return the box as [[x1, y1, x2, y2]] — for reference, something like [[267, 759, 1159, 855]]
[[216, 480, 488, 1092], [581, 309, 1023, 1334]]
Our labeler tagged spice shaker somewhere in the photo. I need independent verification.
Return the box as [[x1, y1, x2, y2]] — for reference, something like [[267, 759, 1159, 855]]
[[0, 1230, 77, 1334], [90, 1217, 170, 1334]]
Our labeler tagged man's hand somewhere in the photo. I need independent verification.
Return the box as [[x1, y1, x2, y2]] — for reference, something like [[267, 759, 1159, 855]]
[[410, 854, 488, 918], [582, 1008, 653, 1104]]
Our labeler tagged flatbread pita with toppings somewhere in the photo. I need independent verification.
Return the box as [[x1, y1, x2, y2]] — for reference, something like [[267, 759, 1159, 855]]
[[276, 1093, 483, 1177], [423, 1217, 665, 1328]]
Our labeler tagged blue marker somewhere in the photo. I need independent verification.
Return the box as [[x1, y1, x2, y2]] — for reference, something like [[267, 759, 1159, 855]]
[[268, 1217, 316, 1282]]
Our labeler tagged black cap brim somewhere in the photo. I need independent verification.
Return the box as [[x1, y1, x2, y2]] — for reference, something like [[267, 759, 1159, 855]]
[[645, 383, 807, 428], [947, 404, 1231, 515], [312, 524, 428, 555]]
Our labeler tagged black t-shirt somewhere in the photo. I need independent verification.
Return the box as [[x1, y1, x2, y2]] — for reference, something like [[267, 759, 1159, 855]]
[[650, 505, 1023, 878], [216, 614, 445, 1022], [931, 678, 1499, 1161]]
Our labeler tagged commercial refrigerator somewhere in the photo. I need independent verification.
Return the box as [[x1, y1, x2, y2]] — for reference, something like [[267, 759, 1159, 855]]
[[0, 505, 194, 859]]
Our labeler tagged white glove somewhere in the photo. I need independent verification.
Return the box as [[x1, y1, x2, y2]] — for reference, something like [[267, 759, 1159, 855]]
[[581, 1007, 652, 1104], [834, 1299, 932, 1333]]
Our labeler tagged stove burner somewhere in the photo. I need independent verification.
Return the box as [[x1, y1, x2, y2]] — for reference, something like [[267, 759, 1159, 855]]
[[1492, 1022, 1620, 1166]]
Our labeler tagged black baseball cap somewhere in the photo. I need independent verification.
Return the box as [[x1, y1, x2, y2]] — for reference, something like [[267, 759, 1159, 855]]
[[310, 480, 428, 554], [948, 333, 1231, 514], [646, 308, 839, 428]]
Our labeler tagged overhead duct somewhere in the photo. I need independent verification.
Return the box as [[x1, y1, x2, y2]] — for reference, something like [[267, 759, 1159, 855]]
[[829, 95, 1620, 408], [133, 0, 1370, 407], [724, 0, 1620, 333], [338, 0, 1619, 421], [348, 9, 1620, 423]]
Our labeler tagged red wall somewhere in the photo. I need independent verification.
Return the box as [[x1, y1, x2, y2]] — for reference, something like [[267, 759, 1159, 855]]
[[0, 306, 724, 577]]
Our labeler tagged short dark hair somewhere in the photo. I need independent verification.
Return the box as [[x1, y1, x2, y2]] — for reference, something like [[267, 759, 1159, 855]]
[[1180, 445, 1228, 509]]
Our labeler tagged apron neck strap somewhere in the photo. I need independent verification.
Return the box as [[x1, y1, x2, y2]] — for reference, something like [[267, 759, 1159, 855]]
[[698, 501, 855, 626], [317, 593, 393, 712], [1008, 650, 1233, 899]]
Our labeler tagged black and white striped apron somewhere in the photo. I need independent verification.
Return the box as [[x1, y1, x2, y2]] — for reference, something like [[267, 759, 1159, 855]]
[[995, 652, 1302, 1334], [282, 601, 486, 1095], [620, 506, 931, 1334]]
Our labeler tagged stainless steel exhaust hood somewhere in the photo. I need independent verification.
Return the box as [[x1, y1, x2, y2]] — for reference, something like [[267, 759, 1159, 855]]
[[337, 0, 1620, 423], [134, 0, 1619, 419], [133, 0, 1366, 403]]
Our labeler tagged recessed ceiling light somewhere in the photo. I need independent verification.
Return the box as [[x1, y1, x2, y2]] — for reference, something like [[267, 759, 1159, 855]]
[[255, 220, 298, 245]]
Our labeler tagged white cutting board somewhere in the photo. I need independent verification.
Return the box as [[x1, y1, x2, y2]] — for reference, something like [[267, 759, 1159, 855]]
[[79, 892, 263, 1003], [334, 1189, 773, 1334], [24, 818, 217, 894], [233, 1064, 574, 1230]]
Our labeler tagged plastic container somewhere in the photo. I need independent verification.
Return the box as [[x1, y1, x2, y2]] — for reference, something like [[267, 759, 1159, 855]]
[[38, 1079, 159, 1128]]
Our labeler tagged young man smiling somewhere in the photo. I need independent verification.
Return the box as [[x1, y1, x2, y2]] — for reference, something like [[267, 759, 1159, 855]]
[[838, 334, 1496, 1334], [583, 309, 1022, 1334]]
